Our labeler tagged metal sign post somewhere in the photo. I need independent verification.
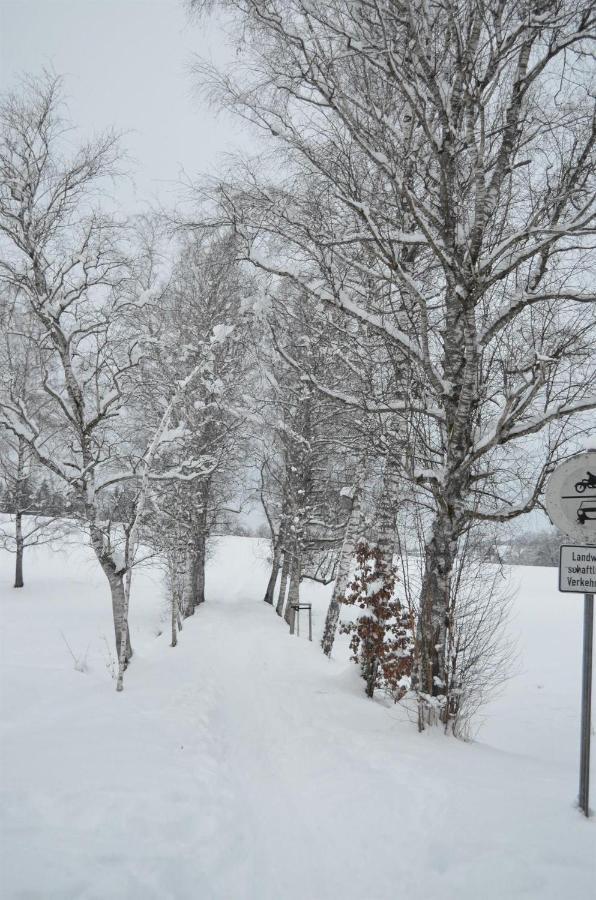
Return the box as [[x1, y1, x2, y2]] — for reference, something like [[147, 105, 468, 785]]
[[290, 603, 313, 641], [580, 592, 593, 817], [545, 451, 596, 818], [559, 545, 595, 817]]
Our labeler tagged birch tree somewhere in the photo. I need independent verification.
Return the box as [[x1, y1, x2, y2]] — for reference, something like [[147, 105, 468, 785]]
[[251, 290, 366, 628], [140, 229, 253, 620], [0, 74, 139, 662], [192, 0, 596, 726]]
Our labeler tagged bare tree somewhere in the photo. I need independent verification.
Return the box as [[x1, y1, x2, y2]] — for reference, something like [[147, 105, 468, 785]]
[[0, 289, 77, 587], [250, 290, 366, 630], [139, 229, 253, 622], [0, 74, 137, 662], [193, 0, 596, 726]]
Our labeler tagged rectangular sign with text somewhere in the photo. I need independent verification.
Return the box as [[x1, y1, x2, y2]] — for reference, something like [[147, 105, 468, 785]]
[[559, 545, 596, 594]]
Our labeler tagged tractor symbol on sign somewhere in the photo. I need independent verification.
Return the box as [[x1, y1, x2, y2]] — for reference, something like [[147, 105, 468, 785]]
[[575, 471, 596, 493], [577, 500, 596, 525]]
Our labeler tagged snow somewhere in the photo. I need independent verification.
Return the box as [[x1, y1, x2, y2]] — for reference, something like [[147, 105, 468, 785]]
[[1, 536, 594, 899], [159, 424, 188, 444], [210, 323, 235, 344], [138, 287, 159, 306], [414, 465, 444, 483]]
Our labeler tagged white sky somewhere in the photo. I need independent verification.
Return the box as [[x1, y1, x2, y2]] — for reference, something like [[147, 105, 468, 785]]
[[0, 0, 248, 211]]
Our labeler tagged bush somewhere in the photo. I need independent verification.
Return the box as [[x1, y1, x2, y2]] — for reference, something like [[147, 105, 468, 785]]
[[340, 543, 415, 700]]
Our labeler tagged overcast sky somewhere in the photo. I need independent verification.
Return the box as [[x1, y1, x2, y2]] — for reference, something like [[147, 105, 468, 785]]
[[0, 0, 247, 210]]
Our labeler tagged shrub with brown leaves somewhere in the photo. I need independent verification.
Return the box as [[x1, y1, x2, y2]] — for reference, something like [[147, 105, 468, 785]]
[[340, 542, 415, 700]]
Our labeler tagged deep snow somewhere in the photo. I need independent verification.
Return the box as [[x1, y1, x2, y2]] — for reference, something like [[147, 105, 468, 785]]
[[0, 534, 594, 899]]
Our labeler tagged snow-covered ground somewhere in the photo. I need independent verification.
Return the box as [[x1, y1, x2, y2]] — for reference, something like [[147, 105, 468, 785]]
[[0, 534, 594, 899]]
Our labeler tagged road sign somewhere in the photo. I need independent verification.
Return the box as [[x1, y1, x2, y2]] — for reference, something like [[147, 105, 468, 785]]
[[547, 453, 595, 818], [559, 545, 596, 594], [544, 450, 596, 543]]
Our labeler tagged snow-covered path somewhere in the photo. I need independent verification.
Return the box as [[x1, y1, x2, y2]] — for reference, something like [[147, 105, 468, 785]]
[[1, 536, 594, 898]]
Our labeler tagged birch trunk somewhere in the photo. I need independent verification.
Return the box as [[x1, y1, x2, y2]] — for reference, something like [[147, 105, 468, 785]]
[[275, 547, 291, 617], [13, 438, 26, 589], [321, 491, 362, 656], [364, 656, 379, 698], [416, 293, 475, 726], [183, 538, 207, 615], [263, 529, 283, 605], [107, 569, 132, 665], [169, 547, 184, 634], [14, 510, 24, 589], [183, 539, 196, 617], [285, 548, 301, 633], [87, 519, 133, 669], [416, 499, 460, 727], [171, 587, 178, 647], [195, 532, 206, 606], [375, 463, 400, 569], [264, 493, 290, 605]]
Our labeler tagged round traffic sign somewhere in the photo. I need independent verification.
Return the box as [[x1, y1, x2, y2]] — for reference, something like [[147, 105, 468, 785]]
[[544, 451, 596, 544]]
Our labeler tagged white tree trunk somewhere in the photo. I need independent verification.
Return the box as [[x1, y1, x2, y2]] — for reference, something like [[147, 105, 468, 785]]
[[13, 438, 26, 589], [275, 547, 291, 617], [14, 511, 24, 589], [171, 586, 178, 647], [264, 527, 284, 605], [321, 490, 362, 656], [285, 545, 301, 632], [107, 569, 132, 666]]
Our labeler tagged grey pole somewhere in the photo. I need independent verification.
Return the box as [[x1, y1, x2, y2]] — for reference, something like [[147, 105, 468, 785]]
[[308, 606, 312, 642], [579, 592, 593, 817]]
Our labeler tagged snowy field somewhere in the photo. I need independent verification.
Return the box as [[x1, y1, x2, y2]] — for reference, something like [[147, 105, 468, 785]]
[[0, 534, 594, 900]]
